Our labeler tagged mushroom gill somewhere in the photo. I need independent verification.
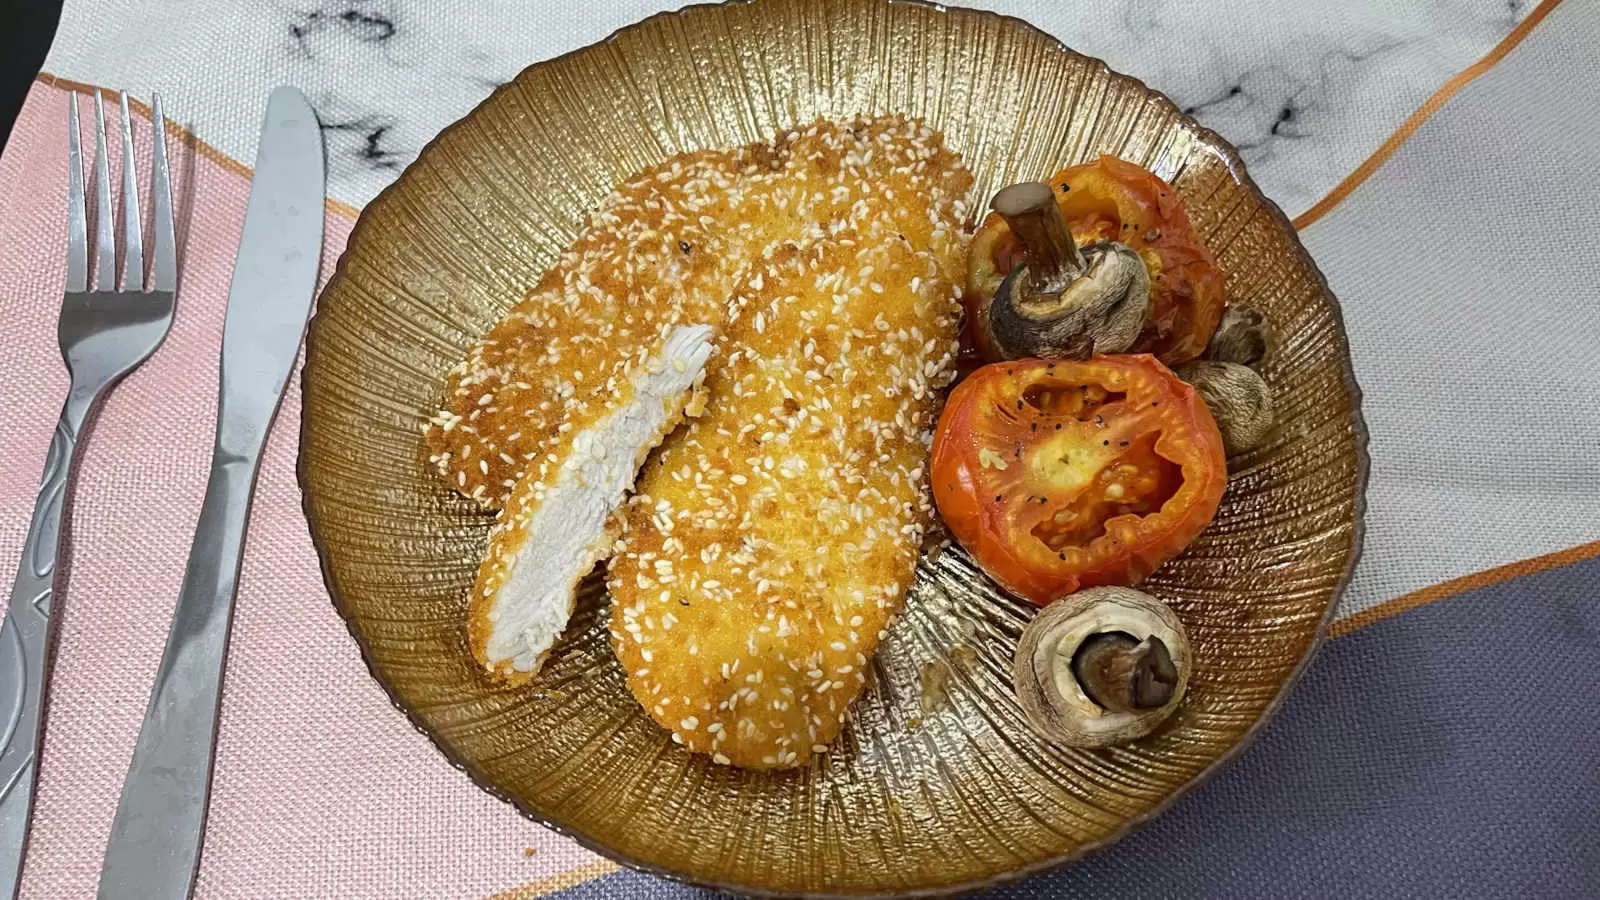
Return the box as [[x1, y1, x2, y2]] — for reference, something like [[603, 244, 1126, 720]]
[[974, 181, 1151, 361]]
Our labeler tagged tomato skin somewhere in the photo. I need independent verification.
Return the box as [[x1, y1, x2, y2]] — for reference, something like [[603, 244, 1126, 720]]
[[931, 356, 1227, 604], [966, 156, 1225, 365]]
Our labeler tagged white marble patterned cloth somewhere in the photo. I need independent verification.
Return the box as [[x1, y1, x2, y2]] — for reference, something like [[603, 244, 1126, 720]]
[[45, 0, 1536, 216]]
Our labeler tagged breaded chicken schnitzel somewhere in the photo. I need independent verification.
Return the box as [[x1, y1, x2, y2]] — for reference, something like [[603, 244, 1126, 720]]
[[425, 147, 746, 679], [606, 120, 971, 769], [425, 116, 970, 740], [430, 129, 868, 679]]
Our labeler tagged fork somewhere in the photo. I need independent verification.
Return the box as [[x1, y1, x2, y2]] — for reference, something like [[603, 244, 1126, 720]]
[[0, 90, 176, 899]]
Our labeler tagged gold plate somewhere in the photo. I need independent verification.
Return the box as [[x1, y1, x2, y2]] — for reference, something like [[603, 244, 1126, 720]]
[[299, 0, 1367, 894]]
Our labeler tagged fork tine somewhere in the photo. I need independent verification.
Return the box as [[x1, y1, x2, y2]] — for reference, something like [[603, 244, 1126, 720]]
[[150, 93, 176, 294], [119, 92, 144, 292], [92, 90, 115, 292], [66, 93, 88, 293]]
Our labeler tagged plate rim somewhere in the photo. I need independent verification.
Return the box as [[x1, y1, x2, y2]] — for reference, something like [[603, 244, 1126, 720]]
[[297, 0, 1371, 895]]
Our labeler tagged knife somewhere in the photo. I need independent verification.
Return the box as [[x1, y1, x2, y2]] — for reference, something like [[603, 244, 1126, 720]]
[[95, 86, 324, 900]]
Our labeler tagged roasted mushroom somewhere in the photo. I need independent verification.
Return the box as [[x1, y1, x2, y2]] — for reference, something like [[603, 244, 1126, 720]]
[[974, 181, 1150, 361], [1013, 587, 1191, 748], [1177, 360, 1275, 455], [1205, 305, 1276, 368]]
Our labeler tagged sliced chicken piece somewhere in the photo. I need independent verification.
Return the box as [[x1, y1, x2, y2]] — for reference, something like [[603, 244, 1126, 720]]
[[426, 138, 829, 510], [468, 324, 715, 682]]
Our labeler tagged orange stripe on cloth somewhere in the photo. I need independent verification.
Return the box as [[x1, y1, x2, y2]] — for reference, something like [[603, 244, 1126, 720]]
[[483, 860, 622, 899], [35, 73, 364, 223], [1292, 0, 1563, 231], [1330, 539, 1600, 639]]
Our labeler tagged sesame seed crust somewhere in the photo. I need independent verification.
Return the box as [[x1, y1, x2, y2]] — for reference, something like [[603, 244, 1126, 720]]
[[424, 119, 956, 509], [605, 117, 971, 770]]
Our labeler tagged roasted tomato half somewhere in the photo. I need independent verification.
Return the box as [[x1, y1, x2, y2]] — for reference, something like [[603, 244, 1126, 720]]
[[931, 355, 1227, 604], [965, 156, 1225, 365]]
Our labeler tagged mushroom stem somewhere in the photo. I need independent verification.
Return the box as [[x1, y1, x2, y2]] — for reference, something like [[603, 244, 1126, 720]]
[[1072, 633, 1178, 712], [991, 181, 1085, 291]]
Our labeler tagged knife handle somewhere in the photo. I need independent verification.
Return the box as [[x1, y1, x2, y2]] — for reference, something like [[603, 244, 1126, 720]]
[[96, 443, 263, 900], [0, 391, 93, 900]]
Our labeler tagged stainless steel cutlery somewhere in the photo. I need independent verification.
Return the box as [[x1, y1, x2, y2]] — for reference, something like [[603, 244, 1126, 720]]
[[0, 89, 177, 900], [0, 84, 326, 900], [96, 86, 325, 900]]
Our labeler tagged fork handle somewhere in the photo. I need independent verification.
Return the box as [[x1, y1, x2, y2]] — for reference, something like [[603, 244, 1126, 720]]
[[0, 389, 96, 900]]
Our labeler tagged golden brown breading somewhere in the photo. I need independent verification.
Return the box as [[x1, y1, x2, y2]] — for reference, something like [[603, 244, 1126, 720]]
[[424, 121, 946, 509], [423, 147, 745, 508], [606, 119, 971, 769]]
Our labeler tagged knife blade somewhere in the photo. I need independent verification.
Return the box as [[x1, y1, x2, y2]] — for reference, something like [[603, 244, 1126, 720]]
[[96, 86, 324, 900]]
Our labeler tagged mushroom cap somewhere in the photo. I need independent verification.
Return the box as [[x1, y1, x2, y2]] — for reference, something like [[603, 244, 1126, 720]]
[[1176, 360, 1275, 456], [1205, 305, 1276, 368], [979, 240, 1151, 361], [1013, 587, 1191, 748]]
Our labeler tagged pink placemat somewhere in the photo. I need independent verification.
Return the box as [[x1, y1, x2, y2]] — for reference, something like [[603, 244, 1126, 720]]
[[0, 80, 604, 900]]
